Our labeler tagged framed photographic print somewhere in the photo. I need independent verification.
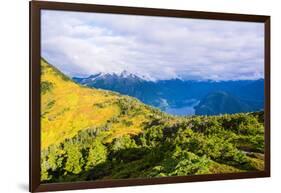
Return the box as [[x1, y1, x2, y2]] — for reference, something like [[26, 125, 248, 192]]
[[30, 1, 270, 192]]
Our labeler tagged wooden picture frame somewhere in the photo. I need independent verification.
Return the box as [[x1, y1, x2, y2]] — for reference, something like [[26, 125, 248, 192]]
[[30, 1, 270, 192]]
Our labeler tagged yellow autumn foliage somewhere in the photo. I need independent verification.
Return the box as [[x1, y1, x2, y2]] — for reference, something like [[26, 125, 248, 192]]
[[40, 59, 153, 149]]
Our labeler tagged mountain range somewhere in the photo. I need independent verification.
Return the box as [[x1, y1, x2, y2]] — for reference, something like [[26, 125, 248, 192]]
[[73, 71, 264, 116]]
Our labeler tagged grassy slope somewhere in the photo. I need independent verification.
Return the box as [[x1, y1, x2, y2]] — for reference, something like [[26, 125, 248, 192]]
[[41, 59, 264, 182], [41, 58, 154, 149]]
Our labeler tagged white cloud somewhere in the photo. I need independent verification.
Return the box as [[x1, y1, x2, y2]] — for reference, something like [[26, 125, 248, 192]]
[[41, 10, 264, 80]]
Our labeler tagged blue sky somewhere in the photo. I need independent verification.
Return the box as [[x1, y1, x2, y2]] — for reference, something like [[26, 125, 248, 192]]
[[41, 10, 264, 81]]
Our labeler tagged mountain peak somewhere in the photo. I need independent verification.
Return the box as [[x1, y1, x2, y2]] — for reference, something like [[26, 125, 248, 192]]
[[119, 70, 136, 78]]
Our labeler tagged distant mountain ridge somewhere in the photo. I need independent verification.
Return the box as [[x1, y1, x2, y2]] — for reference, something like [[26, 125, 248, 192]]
[[73, 72, 264, 115], [195, 91, 252, 115]]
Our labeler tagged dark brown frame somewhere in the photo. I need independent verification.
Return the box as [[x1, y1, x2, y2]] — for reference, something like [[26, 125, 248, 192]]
[[30, 0, 271, 192]]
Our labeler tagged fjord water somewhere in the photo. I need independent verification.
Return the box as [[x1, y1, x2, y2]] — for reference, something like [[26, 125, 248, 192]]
[[165, 100, 200, 116]]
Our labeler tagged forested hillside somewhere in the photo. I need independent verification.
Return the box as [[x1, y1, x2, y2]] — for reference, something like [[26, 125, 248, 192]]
[[41, 59, 264, 183]]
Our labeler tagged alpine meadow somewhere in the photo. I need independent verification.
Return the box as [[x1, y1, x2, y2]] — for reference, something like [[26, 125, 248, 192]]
[[40, 10, 265, 183], [40, 59, 264, 183]]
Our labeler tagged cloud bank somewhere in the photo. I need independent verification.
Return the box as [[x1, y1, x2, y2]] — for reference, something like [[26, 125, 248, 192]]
[[41, 10, 264, 81]]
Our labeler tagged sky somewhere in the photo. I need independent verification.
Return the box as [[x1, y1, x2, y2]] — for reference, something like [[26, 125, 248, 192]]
[[41, 10, 264, 81]]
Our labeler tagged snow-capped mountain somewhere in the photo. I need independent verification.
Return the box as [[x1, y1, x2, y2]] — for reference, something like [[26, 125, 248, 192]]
[[73, 71, 158, 104], [73, 70, 156, 86]]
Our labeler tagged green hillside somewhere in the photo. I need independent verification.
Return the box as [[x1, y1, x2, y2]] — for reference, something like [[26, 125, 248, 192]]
[[40, 59, 264, 183]]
